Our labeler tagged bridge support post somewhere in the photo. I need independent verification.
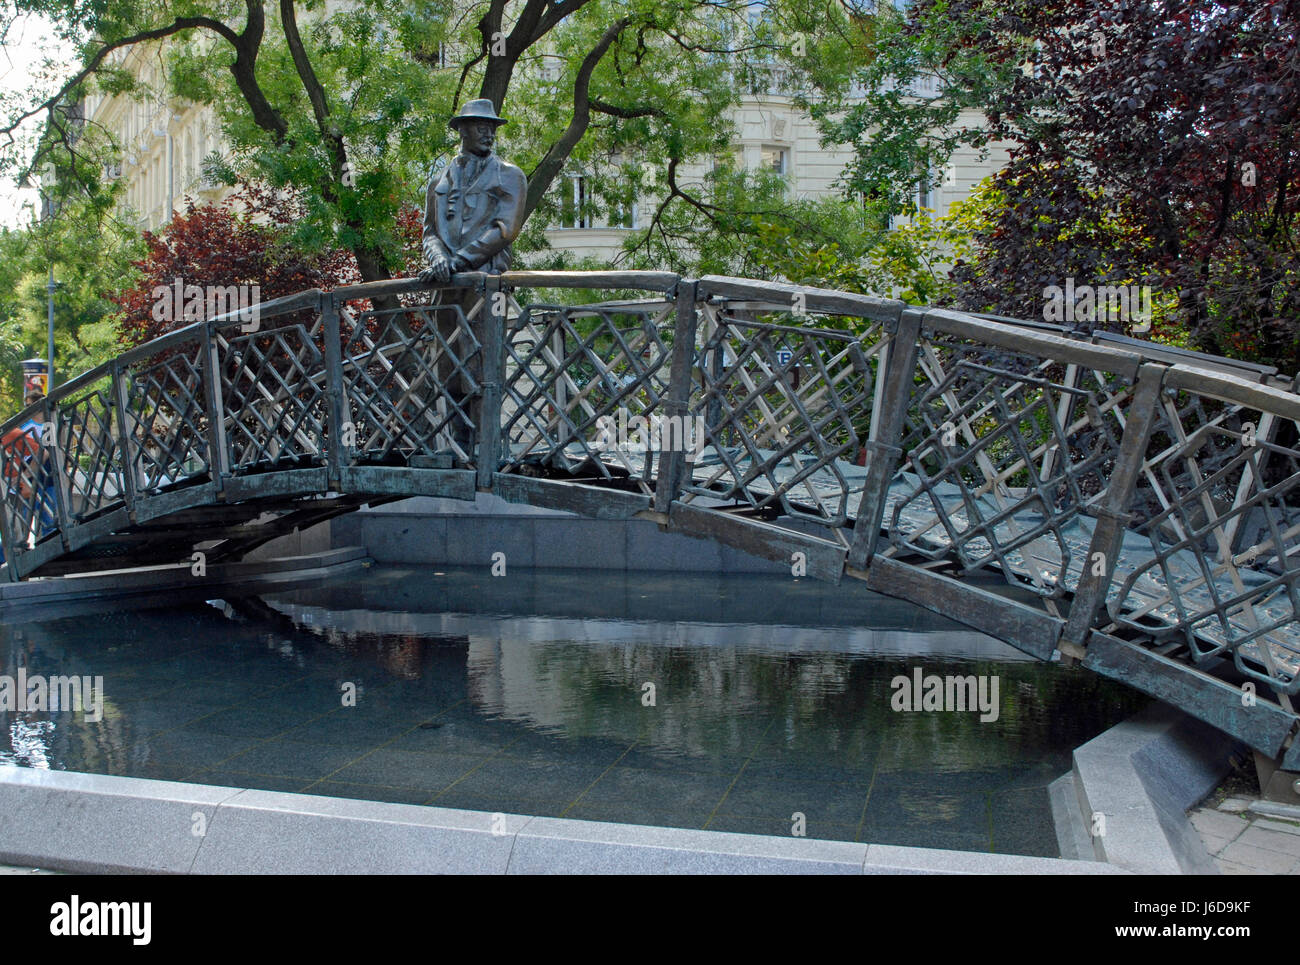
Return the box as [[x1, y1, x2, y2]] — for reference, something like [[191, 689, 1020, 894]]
[[654, 279, 698, 515], [321, 293, 347, 491], [477, 276, 506, 490], [200, 321, 230, 498], [1059, 362, 1167, 656], [0, 467, 17, 581], [847, 307, 925, 572], [41, 397, 74, 552], [110, 361, 140, 521]]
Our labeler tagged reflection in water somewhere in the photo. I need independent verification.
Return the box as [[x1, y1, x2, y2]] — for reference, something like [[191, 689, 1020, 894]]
[[0, 566, 1149, 854]]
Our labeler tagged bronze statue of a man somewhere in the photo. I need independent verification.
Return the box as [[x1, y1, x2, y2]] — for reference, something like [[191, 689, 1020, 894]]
[[416, 99, 526, 460], [419, 99, 527, 283]]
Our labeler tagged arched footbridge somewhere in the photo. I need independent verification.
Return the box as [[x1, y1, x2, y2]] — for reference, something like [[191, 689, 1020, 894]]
[[4, 271, 1300, 770]]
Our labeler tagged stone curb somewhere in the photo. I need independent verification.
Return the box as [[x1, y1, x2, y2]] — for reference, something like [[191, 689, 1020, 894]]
[[0, 766, 1125, 875], [1072, 704, 1236, 874], [1248, 800, 1300, 822]]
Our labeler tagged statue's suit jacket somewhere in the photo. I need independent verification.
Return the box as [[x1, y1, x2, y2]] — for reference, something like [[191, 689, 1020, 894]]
[[422, 152, 528, 273]]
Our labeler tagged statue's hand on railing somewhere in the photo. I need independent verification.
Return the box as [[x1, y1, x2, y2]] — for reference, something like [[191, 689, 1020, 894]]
[[419, 251, 453, 286]]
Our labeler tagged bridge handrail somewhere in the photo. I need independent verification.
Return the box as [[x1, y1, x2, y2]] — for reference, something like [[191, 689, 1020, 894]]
[[16, 272, 1294, 438]]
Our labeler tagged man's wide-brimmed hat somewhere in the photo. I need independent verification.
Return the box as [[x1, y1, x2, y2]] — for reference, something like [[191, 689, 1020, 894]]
[[449, 99, 508, 129]]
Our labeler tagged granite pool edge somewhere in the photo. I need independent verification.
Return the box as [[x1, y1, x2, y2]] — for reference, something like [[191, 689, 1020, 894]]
[[0, 707, 1233, 875], [0, 764, 1126, 875], [1071, 703, 1237, 875]]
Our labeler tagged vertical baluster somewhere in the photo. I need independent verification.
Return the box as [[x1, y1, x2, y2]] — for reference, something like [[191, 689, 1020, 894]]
[[702, 304, 724, 443], [654, 278, 698, 514], [847, 307, 925, 571], [41, 397, 73, 551], [1224, 410, 1276, 554], [552, 324, 569, 446], [321, 293, 347, 490], [1059, 362, 1166, 655], [1040, 362, 1080, 485], [201, 322, 230, 498], [111, 361, 140, 520], [477, 277, 506, 489]]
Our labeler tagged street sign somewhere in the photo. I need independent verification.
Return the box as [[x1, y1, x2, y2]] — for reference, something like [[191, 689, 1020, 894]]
[[21, 359, 48, 397]]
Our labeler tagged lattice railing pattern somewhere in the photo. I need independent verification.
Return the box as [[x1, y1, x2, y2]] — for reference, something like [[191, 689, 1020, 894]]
[[120, 347, 211, 490], [57, 380, 123, 521], [883, 332, 1134, 599], [218, 324, 327, 470], [680, 302, 884, 536], [1111, 393, 1300, 695], [340, 299, 484, 464], [502, 301, 674, 491], [1, 407, 57, 551]]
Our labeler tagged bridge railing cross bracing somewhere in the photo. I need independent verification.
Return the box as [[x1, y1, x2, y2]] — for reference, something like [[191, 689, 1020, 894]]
[[3, 270, 1300, 768]]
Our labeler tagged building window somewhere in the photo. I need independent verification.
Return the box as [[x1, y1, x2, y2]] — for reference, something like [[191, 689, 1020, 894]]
[[761, 145, 788, 176], [537, 55, 563, 85], [559, 175, 593, 229], [556, 174, 640, 230], [608, 199, 637, 230], [713, 148, 744, 172], [916, 158, 940, 213]]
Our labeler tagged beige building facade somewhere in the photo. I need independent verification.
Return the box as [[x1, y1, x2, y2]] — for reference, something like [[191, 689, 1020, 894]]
[[549, 86, 1009, 263], [80, 43, 226, 231], [78, 38, 1009, 266]]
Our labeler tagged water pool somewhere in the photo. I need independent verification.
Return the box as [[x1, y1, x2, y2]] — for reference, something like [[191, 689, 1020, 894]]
[[0, 565, 1147, 856]]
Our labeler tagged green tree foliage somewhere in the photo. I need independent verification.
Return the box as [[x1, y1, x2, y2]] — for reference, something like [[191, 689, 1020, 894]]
[[0, 192, 144, 420], [621, 163, 889, 284], [803, 0, 1010, 213], [814, 0, 1300, 372], [2, 1, 881, 287]]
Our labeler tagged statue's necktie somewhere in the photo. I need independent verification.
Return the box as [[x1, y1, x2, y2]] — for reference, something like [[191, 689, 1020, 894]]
[[449, 155, 483, 226]]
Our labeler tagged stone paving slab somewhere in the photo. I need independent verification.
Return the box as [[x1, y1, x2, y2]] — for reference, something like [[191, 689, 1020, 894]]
[[1189, 797, 1300, 874], [1254, 817, 1300, 836]]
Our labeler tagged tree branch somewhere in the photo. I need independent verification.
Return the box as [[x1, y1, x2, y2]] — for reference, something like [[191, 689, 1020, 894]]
[[280, 0, 332, 138], [0, 15, 243, 144], [524, 16, 633, 217], [590, 99, 666, 119]]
